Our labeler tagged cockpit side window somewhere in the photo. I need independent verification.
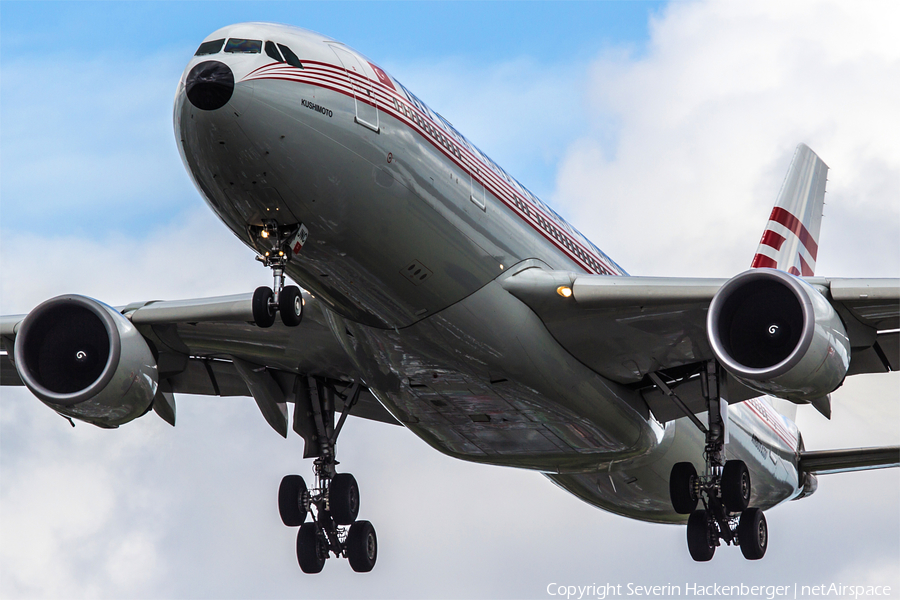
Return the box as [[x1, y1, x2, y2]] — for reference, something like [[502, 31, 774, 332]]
[[195, 39, 225, 56], [265, 41, 284, 62], [224, 38, 262, 54], [277, 44, 303, 68]]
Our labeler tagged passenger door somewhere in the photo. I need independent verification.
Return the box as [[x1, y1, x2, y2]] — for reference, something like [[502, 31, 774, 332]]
[[329, 45, 379, 132]]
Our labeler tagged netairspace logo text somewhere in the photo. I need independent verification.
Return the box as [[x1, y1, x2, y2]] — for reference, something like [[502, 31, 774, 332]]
[[546, 582, 893, 600]]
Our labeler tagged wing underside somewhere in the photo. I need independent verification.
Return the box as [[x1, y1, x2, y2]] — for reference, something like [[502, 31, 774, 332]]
[[500, 266, 899, 423], [1, 293, 399, 430]]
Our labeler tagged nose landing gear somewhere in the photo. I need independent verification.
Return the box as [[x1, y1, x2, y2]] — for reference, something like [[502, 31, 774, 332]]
[[251, 222, 307, 328], [277, 378, 378, 573], [667, 362, 768, 561]]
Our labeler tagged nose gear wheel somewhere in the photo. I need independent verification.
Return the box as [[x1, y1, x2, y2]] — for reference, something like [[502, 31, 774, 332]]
[[250, 221, 305, 328]]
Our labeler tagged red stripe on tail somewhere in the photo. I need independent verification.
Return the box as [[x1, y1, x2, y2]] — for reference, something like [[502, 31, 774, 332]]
[[769, 207, 819, 260], [760, 230, 786, 251], [798, 254, 814, 276], [751, 254, 779, 269]]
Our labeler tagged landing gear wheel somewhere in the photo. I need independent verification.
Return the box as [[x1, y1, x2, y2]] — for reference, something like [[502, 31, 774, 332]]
[[722, 460, 751, 512], [669, 462, 699, 514], [296, 523, 326, 573], [687, 510, 716, 562], [346, 520, 377, 572], [738, 507, 767, 560], [252, 286, 276, 328], [329, 473, 360, 526], [279, 285, 303, 327], [278, 475, 308, 526]]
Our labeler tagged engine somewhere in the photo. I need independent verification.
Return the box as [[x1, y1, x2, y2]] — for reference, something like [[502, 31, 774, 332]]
[[707, 269, 850, 403], [13, 295, 158, 428]]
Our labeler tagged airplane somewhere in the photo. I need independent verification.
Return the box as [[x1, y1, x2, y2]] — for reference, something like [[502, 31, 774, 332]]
[[1, 21, 897, 573]]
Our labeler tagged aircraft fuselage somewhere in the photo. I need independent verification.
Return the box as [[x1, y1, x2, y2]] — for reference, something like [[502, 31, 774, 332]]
[[174, 23, 802, 522]]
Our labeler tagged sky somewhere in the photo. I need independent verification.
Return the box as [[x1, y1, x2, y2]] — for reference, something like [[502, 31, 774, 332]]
[[1, 1, 899, 598]]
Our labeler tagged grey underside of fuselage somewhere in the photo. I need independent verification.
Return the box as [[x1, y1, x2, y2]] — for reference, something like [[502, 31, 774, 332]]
[[175, 71, 799, 522]]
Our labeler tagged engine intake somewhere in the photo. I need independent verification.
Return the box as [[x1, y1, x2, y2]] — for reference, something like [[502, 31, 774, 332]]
[[14, 295, 158, 427], [707, 269, 850, 402]]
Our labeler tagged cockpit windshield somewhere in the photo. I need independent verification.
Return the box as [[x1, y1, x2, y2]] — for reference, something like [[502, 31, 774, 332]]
[[224, 38, 262, 54], [265, 41, 283, 62], [194, 36, 299, 66], [194, 39, 225, 56], [263, 40, 303, 68], [278, 44, 303, 68]]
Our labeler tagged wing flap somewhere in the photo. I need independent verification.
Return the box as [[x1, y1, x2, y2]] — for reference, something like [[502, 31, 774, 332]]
[[799, 446, 900, 475], [847, 331, 899, 375], [1, 352, 22, 386], [829, 278, 900, 331]]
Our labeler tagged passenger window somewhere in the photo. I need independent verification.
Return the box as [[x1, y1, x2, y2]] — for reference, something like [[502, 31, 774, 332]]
[[195, 39, 225, 56], [224, 38, 262, 54], [277, 44, 303, 68], [265, 41, 284, 62]]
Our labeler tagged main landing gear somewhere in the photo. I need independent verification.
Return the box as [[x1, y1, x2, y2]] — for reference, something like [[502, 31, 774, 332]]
[[667, 362, 768, 561], [251, 221, 306, 328], [277, 377, 378, 573]]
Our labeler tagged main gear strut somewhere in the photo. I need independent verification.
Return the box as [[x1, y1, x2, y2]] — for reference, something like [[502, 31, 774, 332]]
[[667, 361, 767, 561], [277, 377, 378, 574]]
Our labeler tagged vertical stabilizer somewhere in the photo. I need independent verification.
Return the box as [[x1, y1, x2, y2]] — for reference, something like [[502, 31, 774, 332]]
[[751, 144, 828, 276]]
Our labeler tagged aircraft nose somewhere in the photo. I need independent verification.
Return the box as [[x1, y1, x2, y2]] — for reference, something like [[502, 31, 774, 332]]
[[185, 61, 234, 111]]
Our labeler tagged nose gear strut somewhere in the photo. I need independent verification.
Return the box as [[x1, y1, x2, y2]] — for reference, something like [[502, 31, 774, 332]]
[[667, 361, 767, 561], [250, 221, 307, 328]]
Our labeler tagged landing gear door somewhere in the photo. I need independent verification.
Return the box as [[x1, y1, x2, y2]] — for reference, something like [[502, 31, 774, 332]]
[[329, 45, 379, 133]]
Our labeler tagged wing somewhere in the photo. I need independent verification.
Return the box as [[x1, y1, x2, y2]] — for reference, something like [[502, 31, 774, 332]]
[[501, 267, 899, 422], [799, 446, 900, 475], [1, 292, 399, 433]]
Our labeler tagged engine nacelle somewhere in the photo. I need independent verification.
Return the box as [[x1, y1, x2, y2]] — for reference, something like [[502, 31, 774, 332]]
[[707, 269, 850, 403], [13, 295, 158, 428]]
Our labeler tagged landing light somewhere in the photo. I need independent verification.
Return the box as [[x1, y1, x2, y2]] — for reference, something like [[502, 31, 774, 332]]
[[557, 286, 573, 298], [279, 251, 284, 256], [261, 230, 269, 239]]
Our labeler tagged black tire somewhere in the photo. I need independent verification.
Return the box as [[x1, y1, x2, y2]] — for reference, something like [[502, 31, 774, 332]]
[[278, 474, 307, 527], [329, 473, 360, 526], [346, 520, 377, 573], [722, 460, 751, 512], [280, 286, 303, 327], [296, 523, 326, 573], [669, 462, 699, 514], [686, 510, 716, 562], [738, 507, 768, 560], [252, 286, 276, 328]]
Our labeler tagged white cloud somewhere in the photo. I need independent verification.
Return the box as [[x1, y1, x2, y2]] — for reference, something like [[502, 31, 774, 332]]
[[555, 0, 900, 279], [0, 208, 268, 315], [2, 2, 899, 597]]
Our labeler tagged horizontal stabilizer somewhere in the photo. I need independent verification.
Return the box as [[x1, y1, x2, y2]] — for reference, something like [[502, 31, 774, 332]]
[[799, 446, 900, 475]]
